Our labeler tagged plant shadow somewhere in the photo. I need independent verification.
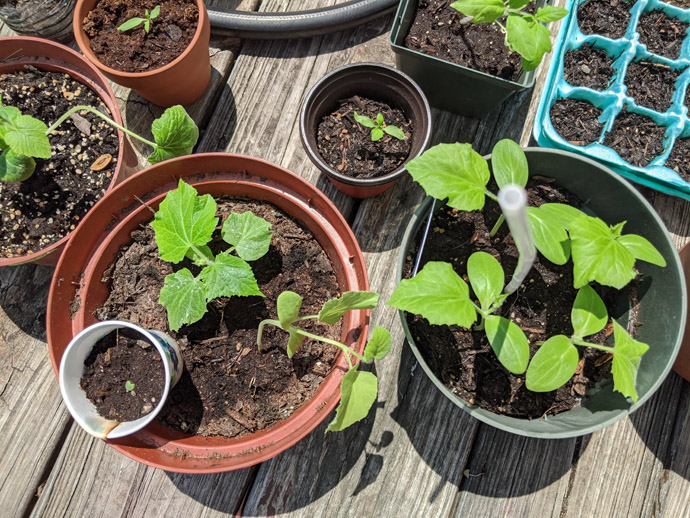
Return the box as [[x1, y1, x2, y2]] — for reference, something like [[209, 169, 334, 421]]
[[0, 263, 53, 340]]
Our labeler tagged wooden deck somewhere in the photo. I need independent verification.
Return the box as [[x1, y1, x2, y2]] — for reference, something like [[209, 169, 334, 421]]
[[2, 1, 690, 516]]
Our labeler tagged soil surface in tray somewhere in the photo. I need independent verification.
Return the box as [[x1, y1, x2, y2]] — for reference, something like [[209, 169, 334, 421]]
[[403, 178, 638, 419], [0, 68, 119, 259], [603, 110, 666, 167], [637, 10, 688, 60], [563, 44, 615, 91], [81, 328, 165, 422], [550, 98, 603, 146], [625, 61, 679, 113], [577, 0, 633, 40], [405, 0, 524, 82], [83, 0, 198, 73], [665, 137, 690, 181], [316, 96, 412, 179], [96, 198, 342, 438]]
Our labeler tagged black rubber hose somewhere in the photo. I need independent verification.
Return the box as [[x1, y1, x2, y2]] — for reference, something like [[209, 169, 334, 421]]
[[208, 0, 399, 39]]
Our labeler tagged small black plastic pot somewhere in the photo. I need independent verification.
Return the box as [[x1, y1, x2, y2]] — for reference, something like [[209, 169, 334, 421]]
[[397, 148, 685, 438], [300, 62, 431, 199]]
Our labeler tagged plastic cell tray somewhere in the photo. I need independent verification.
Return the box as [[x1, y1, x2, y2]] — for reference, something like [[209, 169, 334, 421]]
[[534, 0, 690, 200]]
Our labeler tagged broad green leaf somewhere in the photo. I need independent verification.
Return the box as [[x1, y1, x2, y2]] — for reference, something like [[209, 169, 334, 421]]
[[406, 143, 490, 211], [150, 5, 161, 18], [467, 251, 504, 311], [277, 291, 303, 328], [539, 203, 587, 229], [535, 6, 568, 22], [221, 211, 273, 261], [506, 15, 537, 61], [3, 114, 50, 158], [509, 0, 530, 8], [525, 335, 579, 392], [319, 291, 380, 325], [0, 149, 35, 182], [527, 207, 570, 265], [371, 127, 384, 141], [198, 254, 262, 300], [326, 367, 378, 432], [150, 179, 218, 263], [384, 125, 406, 140], [571, 285, 608, 339], [364, 327, 392, 362], [148, 105, 199, 164], [118, 17, 145, 31], [617, 234, 666, 267], [611, 320, 649, 402], [159, 268, 207, 331], [484, 315, 530, 374], [388, 261, 476, 328], [491, 139, 528, 188], [531, 22, 553, 65], [354, 111, 376, 128], [0, 105, 21, 125], [450, 0, 505, 23], [286, 330, 306, 358]]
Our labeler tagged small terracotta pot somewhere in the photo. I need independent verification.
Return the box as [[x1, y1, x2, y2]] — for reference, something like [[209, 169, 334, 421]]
[[300, 63, 432, 199], [73, 0, 211, 107], [47, 153, 370, 473], [0, 36, 137, 268], [674, 242, 690, 381]]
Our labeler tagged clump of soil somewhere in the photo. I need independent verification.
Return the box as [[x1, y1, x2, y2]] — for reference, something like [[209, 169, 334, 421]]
[[577, 0, 633, 39], [95, 197, 343, 438], [637, 10, 689, 60], [550, 98, 603, 146], [83, 0, 198, 73], [603, 110, 666, 167], [624, 61, 679, 113], [0, 67, 119, 259], [316, 96, 412, 179], [563, 44, 616, 90], [665, 137, 690, 181], [405, 0, 524, 82], [81, 328, 166, 422]]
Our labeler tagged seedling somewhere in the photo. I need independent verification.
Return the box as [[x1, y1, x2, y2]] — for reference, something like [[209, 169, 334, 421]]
[[353, 111, 406, 142], [125, 380, 136, 392], [258, 291, 391, 432], [0, 100, 198, 182], [151, 180, 273, 331], [450, 0, 568, 70], [118, 5, 161, 34]]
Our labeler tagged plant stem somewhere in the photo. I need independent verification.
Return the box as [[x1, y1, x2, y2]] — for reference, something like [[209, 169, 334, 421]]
[[293, 328, 365, 367], [572, 338, 614, 353], [489, 214, 505, 237], [256, 318, 280, 351], [189, 245, 213, 266], [485, 190, 499, 202]]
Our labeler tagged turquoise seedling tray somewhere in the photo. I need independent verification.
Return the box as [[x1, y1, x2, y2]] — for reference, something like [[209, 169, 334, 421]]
[[534, 0, 690, 200]]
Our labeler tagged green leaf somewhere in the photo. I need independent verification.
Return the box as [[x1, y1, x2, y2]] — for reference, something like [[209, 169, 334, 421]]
[[159, 268, 207, 331], [318, 291, 380, 325], [506, 15, 537, 61], [286, 330, 306, 358], [221, 211, 273, 261], [467, 251, 504, 311], [185, 244, 214, 266], [148, 105, 199, 164], [484, 315, 530, 374], [525, 335, 579, 392], [617, 234, 666, 267], [491, 139, 528, 188], [0, 105, 21, 125], [376, 113, 384, 126], [150, 179, 218, 263], [611, 320, 649, 402], [371, 127, 384, 141], [535, 6, 568, 23], [353, 111, 376, 128], [527, 207, 570, 265], [0, 149, 35, 182], [406, 143, 490, 211], [508, 0, 530, 8], [150, 4, 161, 18], [571, 286, 608, 339], [364, 327, 392, 362], [144, 20, 150, 33], [3, 114, 50, 158], [125, 380, 136, 392], [450, 0, 506, 23], [326, 367, 378, 432], [388, 261, 477, 328], [198, 254, 263, 300], [277, 291, 303, 328], [118, 17, 146, 32], [539, 203, 587, 230], [383, 125, 406, 140]]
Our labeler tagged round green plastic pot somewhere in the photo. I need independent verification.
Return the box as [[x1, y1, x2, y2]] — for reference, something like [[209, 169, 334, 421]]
[[396, 148, 686, 438]]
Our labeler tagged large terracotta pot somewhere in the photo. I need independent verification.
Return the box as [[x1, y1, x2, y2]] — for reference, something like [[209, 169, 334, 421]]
[[73, 0, 211, 107], [0, 36, 137, 267], [47, 153, 370, 473]]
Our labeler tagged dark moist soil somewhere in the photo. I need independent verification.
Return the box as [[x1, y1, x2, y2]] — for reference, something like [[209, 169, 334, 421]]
[[81, 328, 165, 422], [403, 178, 639, 419], [405, 0, 524, 82], [577, 0, 633, 39], [625, 61, 679, 113], [664, 137, 690, 181], [563, 44, 615, 91], [316, 96, 413, 179], [637, 10, 689, 60], [95, 197, 343, 438], [0, 68, 119, 259], [665, 0, 690, 8], [83, 0, 198, 73], [603, 110, 666, 167], [550, 98, 604, 146]]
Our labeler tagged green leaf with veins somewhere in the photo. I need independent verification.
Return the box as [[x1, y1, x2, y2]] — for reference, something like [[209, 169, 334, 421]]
[[0, 149, 35, 182], [326, 367, 378, 432], [2, 114, 50, 158], [388, 261, 477, 328], [509, 0, 530, 8], [148, 105, 199, 164], [384, 125, 406, 140], [535, 6, 568, 22], [406, 143, 490, 211], [277, 291, 303, 328], [450, 0, 506, 23], [506, 15, 537, 61], [491, 139, 528, 188], [467, 251, 503, 311], [221, 211, 273, 261], [611, 320, 649, 402], [538, 203, 587, 230], [484, 315, 530, 374], [527, 206, 570, 265], [364, 327, 392, 362], [525, 335, 579, 392], [318, 291, 380, 325], [617, 234, 666, 267], [571, 285, 608, 339], [198, 254, 263, 300], [159, 268, 207, 331], [371, 127, 384, 141]]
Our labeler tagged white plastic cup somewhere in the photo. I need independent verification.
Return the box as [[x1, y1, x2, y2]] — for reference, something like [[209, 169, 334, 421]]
[[59, 320, 183, 440]]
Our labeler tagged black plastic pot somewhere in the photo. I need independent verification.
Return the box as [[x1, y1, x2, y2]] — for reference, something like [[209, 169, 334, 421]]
[[397, 148, 686, 438], [300, 62, 432, 198], [388, 0, 538, 118]]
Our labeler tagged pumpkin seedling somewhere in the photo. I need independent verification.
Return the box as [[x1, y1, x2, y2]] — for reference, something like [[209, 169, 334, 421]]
[[125, 380, 136, 392], [353, 111, 406, 142], [258, 291, 391, 432], [118, 5, 161, 34]]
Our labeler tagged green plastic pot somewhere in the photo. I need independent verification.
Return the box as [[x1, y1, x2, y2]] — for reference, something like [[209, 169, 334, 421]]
[[396, 148, 686, 438]]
